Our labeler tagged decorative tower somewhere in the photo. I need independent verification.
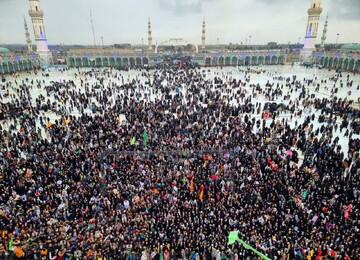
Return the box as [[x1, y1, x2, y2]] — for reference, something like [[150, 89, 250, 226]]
[[320, 14, 328, 49], [148, 18, 153, 50], [202, 18, 206, 49], [300, 0, 323, 62], [24, 16, 33, 52], [28, 0, 52, 65]]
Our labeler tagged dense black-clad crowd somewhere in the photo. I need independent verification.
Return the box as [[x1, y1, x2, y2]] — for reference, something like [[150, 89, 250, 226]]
[[0, 63, 359, 260]]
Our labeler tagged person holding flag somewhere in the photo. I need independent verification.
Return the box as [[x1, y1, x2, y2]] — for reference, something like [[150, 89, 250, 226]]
[[143, 128, 148, 148], [228, 231, 271, 260]]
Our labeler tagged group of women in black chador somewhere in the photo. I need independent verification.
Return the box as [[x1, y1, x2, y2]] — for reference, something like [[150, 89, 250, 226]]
[[0, 63, 359, 259]]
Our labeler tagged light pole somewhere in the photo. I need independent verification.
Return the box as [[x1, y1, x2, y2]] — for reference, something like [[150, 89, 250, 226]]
[[101, 36, 104, 48], [336, 33, 339, 47], [249, 36, 252, 46]]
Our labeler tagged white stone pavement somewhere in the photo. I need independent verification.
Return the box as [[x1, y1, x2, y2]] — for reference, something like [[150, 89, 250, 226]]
[[1, 65, 359, 157]]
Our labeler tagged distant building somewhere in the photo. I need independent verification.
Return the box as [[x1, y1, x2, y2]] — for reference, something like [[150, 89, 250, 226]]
[[114, 44, 132, 49], [267, 42, 278, 48], [0, 47, 40, 75]]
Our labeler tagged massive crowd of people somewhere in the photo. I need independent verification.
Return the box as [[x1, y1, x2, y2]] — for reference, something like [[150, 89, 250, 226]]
[[0, 61, 359, 260]]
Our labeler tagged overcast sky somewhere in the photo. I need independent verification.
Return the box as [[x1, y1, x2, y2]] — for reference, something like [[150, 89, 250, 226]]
[[0, 0, 359, 46]]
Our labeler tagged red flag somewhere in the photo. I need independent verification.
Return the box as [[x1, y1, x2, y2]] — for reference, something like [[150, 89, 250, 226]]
[[344, 204, 353, 219], [179, 60, 183, 69], [199, 190, 204, 201], [344, 210, 350, 219], [189, 179, 194, 193]]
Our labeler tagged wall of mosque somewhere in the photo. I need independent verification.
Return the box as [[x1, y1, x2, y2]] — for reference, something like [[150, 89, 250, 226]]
[[0, 52, 41, 75], [312, 50, 360, 72]]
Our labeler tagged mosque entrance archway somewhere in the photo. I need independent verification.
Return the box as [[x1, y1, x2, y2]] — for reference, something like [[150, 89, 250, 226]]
[[129, 57, 135, 67], [109, 58, 116, 67], [355, 60, 360, 71], [324, 57, 329, 68], [143, 57, 149, 66], [348, 59, 354, 71], [69, 58, 75, 67], [95, 58, 102, 67], [23, 61, 28, 70], [212, 57, 218, 66], [265, 56, 271, 65], [8, 63, 14, 73], [219, 57, 225, 66], [89, 59, 95, 67], [123, 58, 129, 67], [155, 38, 199, 53], [333, 58, 338, 69], [271, 56, 278, 65], [225, 57, 231, 66], [116, 58, 122, 67], [278, 56, 285, 65], [245, 56, 251, 66], [3, 63, 8, 73], [251, 56, 257, 65], [13, 62, 19, 72], [205, 57, 211, 66], [75, 58, 82, 67], [103, 58, 109, 67], [258, 56, 264, 65], [82, 58, 89, 67], [136, 57, 142, 66], [337, 58, 343, 70], [27, 61, 33, 70], [343, 59, 349, 70], [231, 57, 237, 66]]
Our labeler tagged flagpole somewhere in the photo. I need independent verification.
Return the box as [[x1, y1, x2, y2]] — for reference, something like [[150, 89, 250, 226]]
[[228, 231, 272, 260]]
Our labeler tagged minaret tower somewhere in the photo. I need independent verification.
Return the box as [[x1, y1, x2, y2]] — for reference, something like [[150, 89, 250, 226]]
[[148, 18, 153, 50], [320, 14, 328, 49], [28, 0, 52, 64], [301, 0, 323, 62], [303, 0, 323, 49], [24, 16, 33, 52], [202, 18, 206, 49]]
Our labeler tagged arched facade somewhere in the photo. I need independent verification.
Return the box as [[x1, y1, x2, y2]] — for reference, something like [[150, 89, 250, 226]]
[[0, 52, 40, 75], [66, 49, 158, 68], [155, 38, 199, 53], [312, 50, 360, 72], [196, 50, 287, 67]]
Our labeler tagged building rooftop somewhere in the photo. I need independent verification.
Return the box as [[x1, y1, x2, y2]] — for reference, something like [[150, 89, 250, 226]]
[[0, 47, 11, 54], [340, 43, 360, 51]]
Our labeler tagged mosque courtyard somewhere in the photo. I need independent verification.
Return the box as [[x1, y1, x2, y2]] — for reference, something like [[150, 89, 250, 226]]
[[0, 64, 359, 259]]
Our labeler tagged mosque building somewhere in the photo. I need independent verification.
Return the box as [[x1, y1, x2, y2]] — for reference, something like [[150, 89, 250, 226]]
[[1, 0, 359, 75]]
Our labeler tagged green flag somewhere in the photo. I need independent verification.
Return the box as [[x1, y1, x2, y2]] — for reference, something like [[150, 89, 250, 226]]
[[227, 231, 272, 260], [131, 137, 136, 145], [143, 129, 147, 147], [302, 190, 308, 198], [8, 237, 14, 251], [238, 239, 272, 260], [228, 231, 240, 245]]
